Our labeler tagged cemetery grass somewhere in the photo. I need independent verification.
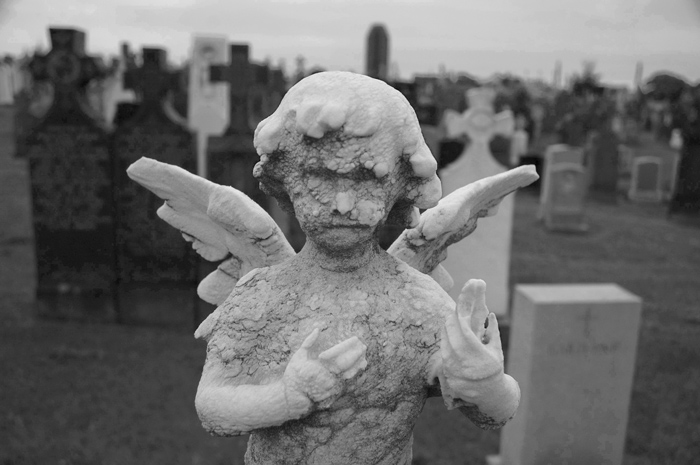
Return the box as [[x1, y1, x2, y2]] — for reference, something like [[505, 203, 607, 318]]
[[2, 192, 700, 464]]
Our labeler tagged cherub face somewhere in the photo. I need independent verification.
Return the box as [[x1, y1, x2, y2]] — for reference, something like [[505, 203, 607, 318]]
[[285, 143, 405, 252]]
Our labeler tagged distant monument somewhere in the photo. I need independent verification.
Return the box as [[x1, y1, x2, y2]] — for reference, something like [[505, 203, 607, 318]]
[[365, 24, 389, 81]]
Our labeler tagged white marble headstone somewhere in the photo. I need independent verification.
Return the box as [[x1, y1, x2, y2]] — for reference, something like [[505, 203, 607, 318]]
[[500, 284, 642, 465], [440, 87, 514, 316], [188, 35, 230, 177]]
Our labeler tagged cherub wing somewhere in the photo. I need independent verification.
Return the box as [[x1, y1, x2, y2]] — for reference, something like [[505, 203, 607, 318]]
[[127, 157, 295, 305], [387, 165, 539, 291]]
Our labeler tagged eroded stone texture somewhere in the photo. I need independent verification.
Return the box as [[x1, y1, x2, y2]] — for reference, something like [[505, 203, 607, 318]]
[[198, 252, 451, 463]]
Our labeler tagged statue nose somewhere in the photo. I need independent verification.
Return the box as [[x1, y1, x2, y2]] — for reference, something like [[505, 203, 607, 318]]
[[334, 192, 355, 215]]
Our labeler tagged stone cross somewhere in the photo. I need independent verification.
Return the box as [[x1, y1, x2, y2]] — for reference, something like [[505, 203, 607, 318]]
[[25, 28, 116, 322], [28, 28, 105, 119], [209, 44, 253, 135], [123, 48, 179, 113], [440, 87, 515, 316]]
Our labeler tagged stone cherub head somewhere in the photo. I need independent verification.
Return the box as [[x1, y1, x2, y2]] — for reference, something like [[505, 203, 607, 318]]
[[127, 71, 537, 464], [253, 72, 441, 260]]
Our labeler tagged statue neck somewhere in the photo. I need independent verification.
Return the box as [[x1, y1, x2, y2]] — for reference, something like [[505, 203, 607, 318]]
[[300, 239, 380, 273]]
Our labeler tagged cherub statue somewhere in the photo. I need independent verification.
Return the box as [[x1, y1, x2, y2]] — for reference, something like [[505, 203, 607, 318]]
[[128, 71, 538, 464]]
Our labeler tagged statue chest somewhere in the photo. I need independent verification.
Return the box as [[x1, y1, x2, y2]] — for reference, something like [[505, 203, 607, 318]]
[[210, 268, 446, 399]]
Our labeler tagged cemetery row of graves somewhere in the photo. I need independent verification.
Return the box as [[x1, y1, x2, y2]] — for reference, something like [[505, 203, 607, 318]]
[[1, 26, 699, 464], [3, 27, 697, 329]]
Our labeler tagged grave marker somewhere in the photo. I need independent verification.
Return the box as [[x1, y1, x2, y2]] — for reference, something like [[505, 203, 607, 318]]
[[440, 87, 515, 315], [544, 163, 589, 232], [538, 144, 585, 219], [588, 128, 620, 195], [499, 284, 642, 465], [25, 28, 116, 321], [112, 47, 198, 326], [188, 35, 229, 177], [628, 156, 663, 202], [206, 44, 304, 250]]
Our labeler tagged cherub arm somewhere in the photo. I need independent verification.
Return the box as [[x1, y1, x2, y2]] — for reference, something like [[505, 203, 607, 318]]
[[195, 329, 367, 436], [427, 280, 520, 429]]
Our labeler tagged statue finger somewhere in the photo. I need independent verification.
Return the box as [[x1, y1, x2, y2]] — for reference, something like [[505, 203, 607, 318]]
[[340, 357, 368, 380], [464, 280, 489, 337], [318, 336, 363, 362], [483, 313, 503, 352], [444, 311, 470, 354], [299, 328, 321, 354], [329, 344, 367, 374]]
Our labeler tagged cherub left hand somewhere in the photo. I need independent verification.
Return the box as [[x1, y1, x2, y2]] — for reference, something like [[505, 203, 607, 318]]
[[440, 279, 505, 393]]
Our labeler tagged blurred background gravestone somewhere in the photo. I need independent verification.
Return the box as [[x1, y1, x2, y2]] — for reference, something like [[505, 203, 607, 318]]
[[206, 43, 304, 251], [112, 47, 198, 327], [25, 28, 116, 322], [628, 156, 663, 202], [543, 163, 589, 233], [440, 87, 514, 316], [187, 35, 229, 177]]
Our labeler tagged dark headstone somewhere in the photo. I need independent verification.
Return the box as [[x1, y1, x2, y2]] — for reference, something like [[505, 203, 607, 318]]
[[112, 47, 198, 327], [25, 28, 116, 321], [207, 44, 305, 251], [588, 129, 620, 195], [366, 24, 389, 81], [669, 142, 700, 215]]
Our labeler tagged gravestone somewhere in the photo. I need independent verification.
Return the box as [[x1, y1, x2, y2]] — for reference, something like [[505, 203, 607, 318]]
[[0, 61, 14, 104], [101, 43, 136, 126], [669, 136, 700, 216], [538, 144, 585, 219], [628, 156, 662, 202], [509, 114, 529, 167], [188, 35, 229, 177], [25, 28, 116, 321], [112, 47, 198, 326], [499, 284, 642, 465], [440, 87, 515, 316], [206, 44, 304, 250], [206, 44, 263, 202], [543, 163, 589, 232], [588, 129, 620, 195], [366, 23, 389, 81]]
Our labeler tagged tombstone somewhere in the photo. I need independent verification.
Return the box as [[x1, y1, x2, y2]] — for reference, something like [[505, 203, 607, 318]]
[[112, 47, 198, 326], [543, 163, 589, 232], [538, 144, 585, 219], [0, 61, 14, 104], [628, 156, 663, 202], [669, 137, 700, 216], [101, 43, 136, 126], [509, 114, 529, 167], [440, 87, 515, 316], [206, 44, 304, 250], [498, 284, 642, 465], [206, 44, 263, 201], [365, 24, 389, 81], [588, 128, 620, 195], [187, 35, 229, 177], [25, 28, 116, 321]]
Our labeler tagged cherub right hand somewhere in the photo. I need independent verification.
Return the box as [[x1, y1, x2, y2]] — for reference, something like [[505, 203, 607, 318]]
[[283, 329, 368, 409]]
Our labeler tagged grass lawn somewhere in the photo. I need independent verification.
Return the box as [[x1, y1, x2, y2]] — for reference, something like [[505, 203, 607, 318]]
[[1, 145, 699, 462]]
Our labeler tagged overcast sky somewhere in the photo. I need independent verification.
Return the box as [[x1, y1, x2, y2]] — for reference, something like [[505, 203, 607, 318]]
[[2, 0, 700, 86]]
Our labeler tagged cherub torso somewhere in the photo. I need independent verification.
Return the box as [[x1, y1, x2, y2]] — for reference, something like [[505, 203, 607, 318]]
[[202, 251, 453, 464]]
